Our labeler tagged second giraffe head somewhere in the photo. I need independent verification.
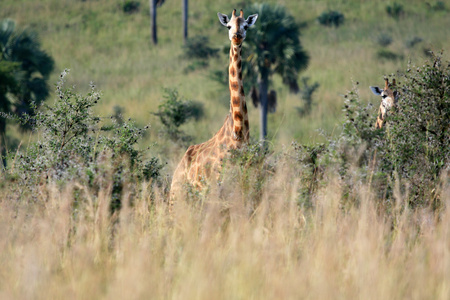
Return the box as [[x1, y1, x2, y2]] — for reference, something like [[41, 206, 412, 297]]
[[370, 78, 399, 109], [217, 9, 258, 45]]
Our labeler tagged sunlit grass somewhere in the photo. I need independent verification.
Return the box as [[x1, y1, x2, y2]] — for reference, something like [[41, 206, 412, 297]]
[[1, 163, 449, 299]]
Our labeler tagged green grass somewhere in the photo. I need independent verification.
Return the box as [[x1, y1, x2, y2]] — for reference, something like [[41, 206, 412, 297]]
[[2, 0, 450, 166]]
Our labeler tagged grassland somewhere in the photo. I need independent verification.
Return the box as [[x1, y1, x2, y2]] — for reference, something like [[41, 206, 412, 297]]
[[2, 0, 450, 166], [1, 1, 450, 298]]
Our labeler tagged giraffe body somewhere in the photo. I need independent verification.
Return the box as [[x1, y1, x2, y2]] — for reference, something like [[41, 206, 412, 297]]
[[370, 78, 399, 129], [170, 10, 258, 207]]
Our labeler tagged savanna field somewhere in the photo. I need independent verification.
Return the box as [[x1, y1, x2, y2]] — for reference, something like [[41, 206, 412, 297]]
[[1, 0, 449, 299]]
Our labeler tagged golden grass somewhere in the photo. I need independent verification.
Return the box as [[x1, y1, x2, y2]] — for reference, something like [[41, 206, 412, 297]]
[[1, 165, 449, 299]]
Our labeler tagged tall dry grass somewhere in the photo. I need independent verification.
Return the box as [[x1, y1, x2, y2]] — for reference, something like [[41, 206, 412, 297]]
[[1, 163, 449, 299]]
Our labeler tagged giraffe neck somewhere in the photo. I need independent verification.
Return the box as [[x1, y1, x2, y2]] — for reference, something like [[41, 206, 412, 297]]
[[228, 43, 249, 141]]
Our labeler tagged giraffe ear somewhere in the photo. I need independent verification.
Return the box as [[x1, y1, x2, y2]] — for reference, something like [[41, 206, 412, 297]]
[[370, 86, 382, 96], [217, 13, 229, 27], [246, 14, 258, 27]]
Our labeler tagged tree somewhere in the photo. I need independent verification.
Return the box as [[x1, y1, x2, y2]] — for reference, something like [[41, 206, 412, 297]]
[[182, 0, 188, 43], [149, 0, 166, 45], [243, 3, 309, 142], [0, 19, 54, 166]]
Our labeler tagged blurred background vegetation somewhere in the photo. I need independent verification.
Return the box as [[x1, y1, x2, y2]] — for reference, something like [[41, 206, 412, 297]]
[[1, 0, 449, 172]]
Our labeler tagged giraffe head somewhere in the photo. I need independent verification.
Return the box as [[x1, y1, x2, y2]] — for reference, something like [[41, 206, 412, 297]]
[[370, 78, 399, 111], [217, 9, 258, 45]]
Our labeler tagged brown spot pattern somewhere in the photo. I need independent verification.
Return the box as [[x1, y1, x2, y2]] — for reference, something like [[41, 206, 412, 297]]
[[230, 81, 239, 91], [232, 97, 240, 106], [238, 72, 242, 80], [234, 111, 243, 121], [230, 67, 236, 77], [237, 60, 241, 69], [240, 86, 245, 96]]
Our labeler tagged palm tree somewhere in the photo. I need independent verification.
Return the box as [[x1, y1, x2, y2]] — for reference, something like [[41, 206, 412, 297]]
[[0, 19, 54, 166], [243, 3, 309, 142], [182, 0, 188, 44]]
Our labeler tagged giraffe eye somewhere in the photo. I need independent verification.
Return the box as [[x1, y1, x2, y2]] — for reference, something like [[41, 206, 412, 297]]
[[244, 25, 248, 30], [227, 25, 231, 29]]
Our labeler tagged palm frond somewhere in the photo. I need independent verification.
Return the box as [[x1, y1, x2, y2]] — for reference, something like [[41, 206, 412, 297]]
[[242, 3, 309, 89]]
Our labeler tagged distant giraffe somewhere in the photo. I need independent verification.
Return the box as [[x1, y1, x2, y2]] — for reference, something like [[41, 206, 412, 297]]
[[370, 78, 399, 129], [170, 9, 258, 209]]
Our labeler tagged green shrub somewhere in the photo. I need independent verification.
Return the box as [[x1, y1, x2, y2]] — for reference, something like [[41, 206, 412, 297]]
[[297, 77, 320, 116], [376, 35, 393, 47], [386, 3, 404, 19], [8, 70, 163, 203], [152, 88, 204, 143], [341, 82, 380, 149], [427, 1, 446, 11], [405, 36, 423, 49], [317, 10, 345, 27], [338, 52, 449, 208], [376, 49, 403, 61], [182, 36, 219, 73], [290, 142, 328, 209], [224, 142, 274, 211], [384, 52, 450, 206], [122, 1, 140, 14], [183, 36, 218, 60]]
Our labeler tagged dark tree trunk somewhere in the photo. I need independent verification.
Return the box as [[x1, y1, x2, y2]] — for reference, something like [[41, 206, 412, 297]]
[[150, 0, 157, 44], [0, 133, 6, 169], [259, 68, 269, 144], [182, 0, 188, 43], [0, 116, 6, 169]]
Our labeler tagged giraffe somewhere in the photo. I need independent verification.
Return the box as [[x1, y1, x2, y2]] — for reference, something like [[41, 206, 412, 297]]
[[170, 9, 258, 209], [370, 78, 399, 129]]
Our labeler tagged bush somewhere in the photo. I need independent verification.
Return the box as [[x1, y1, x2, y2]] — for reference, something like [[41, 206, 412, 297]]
[[376, 35, 393, 47], [152, 88, 204, 143], [317, 10, 345, 27], [183, 36, 218, 60], [182, 36, 219, 73], [405, 36, 423, 49], [290, 142, 328, 209], [338, 52, 449, 208], [297, 77, 320, 116], [427, 1, 446, 11], [386, 3, 404, 19], [376, 49, 403, 61], [224, 142, 274, 211], [384, 52, 450, 206], [7, 70, 163, 204], [122, 1, 140, 14]]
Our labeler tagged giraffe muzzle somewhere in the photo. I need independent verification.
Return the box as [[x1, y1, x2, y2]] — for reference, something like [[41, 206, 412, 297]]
[[232, 34, 243, 44]]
